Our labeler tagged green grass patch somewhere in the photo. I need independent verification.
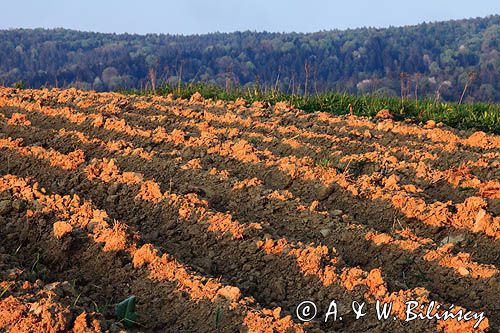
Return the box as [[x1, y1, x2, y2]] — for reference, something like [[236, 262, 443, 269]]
[[125, 82, 499, 134]]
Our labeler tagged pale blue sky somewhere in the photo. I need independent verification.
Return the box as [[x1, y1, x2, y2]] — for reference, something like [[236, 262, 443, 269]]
[[1, 0, 499, 34]]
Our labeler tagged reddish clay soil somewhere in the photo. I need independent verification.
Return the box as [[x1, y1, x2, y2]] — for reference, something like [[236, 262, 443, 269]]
[[0, 87, 498, 332]]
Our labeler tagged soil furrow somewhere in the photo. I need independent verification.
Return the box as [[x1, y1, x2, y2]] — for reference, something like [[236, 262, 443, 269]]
[[0, 87, 498, 332], [0, 125, 496, 330]]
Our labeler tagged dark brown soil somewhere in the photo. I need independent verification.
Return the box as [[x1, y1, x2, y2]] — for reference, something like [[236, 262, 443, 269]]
[[0, 87, 498, 332]]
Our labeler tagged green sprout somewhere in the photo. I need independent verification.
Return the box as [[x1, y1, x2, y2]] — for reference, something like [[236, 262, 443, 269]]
[[115, 295, 139, 327]]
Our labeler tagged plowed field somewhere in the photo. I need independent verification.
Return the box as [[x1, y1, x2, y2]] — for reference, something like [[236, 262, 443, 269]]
[[0, 87, 498, 332]]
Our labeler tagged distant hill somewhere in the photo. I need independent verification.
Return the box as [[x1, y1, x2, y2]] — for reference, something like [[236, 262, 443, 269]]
[[0, 15, 498, 102]]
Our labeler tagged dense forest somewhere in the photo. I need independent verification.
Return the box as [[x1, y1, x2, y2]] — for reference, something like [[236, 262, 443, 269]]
[[0, 15, 499, 102]]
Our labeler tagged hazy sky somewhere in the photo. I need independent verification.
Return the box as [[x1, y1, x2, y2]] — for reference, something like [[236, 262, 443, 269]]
[[1, 0, 499, 35]]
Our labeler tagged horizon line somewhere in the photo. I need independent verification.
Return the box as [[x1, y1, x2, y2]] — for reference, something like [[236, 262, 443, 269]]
[[1, 14, 497, 37]]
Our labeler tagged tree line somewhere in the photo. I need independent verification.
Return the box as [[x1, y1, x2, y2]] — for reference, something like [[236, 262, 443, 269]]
[[0, 15, 498, 102]]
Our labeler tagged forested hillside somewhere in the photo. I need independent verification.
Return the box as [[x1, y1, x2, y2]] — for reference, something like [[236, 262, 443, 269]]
[[1, 15, 498, 102]]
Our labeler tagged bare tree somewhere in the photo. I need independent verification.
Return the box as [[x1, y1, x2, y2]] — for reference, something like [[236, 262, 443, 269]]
[[400, 72, 407, 109], [415, 73, 421, 107], [304, 60, 311, 97], [273, 66, 281, 97], [176, 62, 183, 96], [149, 68, 157, 92], [434, 81, 449, 105], [459, 71, 476, 105]]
